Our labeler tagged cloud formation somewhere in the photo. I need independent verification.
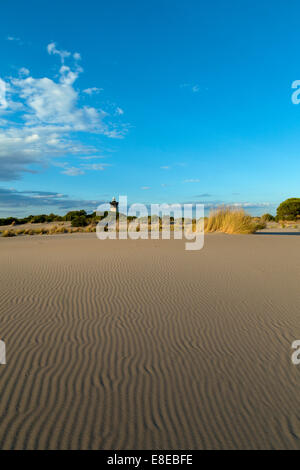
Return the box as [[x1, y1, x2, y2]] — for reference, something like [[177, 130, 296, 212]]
[[181, 200, 271, 210], [55, 160, 111, 176], [61, 167, 85, 176], [83, 87, 103, 95], [0, 42, 127, 181], [0, 79, 7, 109], [47, 42, 71, 63], [0, 187, 103, 215]]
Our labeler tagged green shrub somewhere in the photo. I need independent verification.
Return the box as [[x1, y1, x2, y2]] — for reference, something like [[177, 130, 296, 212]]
[[65, 210, 87, 221], [261, 213, 275, 222], [71, 216, 88, 227], [31, 214, 47, 223], [255, 221, 267, 230], [0, 217, 18, 226], [276, 198, 300, 221]]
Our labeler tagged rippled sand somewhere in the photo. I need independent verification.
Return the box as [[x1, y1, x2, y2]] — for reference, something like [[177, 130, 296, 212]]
[[0, 233, 299, 449]]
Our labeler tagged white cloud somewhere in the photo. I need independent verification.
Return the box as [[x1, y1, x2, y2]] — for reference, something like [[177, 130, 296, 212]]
[[0, 43, 127, 180], [61, 167, 84, 176], [13, 76, 80, 125], [10, 65, 113, 133], [47, 42, 71, 63], [80, 163, 110, 171], [25, 134, 39, 143], [19, 67, 30, 76], [58, 160, 110, 176], [231, 202, 270, 208], [83, 87, 103, 95], [0, 79, 8, 109], [141, 186, 150, 190], [160, 165, 170, 170], [184, 179, 200, 183], [116, 107, 124, 115], [59, 65, 79, 85], [73, 52, 81, 61], [79, 155, 105, 160]]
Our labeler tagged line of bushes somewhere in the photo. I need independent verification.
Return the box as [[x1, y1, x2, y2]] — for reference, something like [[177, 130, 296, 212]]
[[0, 210, 103, 227], [1, 225, 98, 237]]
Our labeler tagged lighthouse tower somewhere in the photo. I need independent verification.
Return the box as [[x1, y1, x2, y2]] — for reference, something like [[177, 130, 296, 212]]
[[110, 197, 119, 213]]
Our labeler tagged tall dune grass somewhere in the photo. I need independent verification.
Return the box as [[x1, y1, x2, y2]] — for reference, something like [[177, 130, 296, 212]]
[[2, 230, 16, 237], [205, 208, 262, 234]]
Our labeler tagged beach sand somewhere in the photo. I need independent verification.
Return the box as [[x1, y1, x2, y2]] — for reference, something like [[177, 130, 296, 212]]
[[0, 233, 299, 449]]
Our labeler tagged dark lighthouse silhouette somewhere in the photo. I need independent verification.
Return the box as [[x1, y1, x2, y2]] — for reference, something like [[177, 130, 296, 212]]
[[110, 197, 119, 213]]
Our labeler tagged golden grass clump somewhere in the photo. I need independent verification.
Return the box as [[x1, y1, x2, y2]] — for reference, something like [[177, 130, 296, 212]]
[[205, 208, 259, 234], [47, 225, 58, 235], [33, 228, 44, 235], [2, 230, 16, 237], [54, 226, 68, 234], [84, 225, 96, 233], [24, 228, 35, 235]]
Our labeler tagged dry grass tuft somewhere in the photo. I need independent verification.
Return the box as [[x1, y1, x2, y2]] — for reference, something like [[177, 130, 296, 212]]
[[24, 228, 35, 235], [205, 208, 260, 234], [2, 230, 16, 237], [84, 225, 96, 233], [54, 226, 68, 234]]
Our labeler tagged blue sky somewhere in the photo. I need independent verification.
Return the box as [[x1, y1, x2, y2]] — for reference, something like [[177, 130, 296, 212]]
[[0, 0, 300, 216]]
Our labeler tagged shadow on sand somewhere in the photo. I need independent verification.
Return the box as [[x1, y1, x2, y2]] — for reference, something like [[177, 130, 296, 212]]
[[256, 232, 300, 236]]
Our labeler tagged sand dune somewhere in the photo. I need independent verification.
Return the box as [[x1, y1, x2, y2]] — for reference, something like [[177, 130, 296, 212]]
[[0, 233, 299, 449]]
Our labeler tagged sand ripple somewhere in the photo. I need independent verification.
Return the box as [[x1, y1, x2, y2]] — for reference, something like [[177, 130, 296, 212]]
[[0, 234, 299, 449]]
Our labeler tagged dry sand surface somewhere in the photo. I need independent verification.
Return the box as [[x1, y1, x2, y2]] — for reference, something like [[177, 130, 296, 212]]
[[0, 233, 299, 449]]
